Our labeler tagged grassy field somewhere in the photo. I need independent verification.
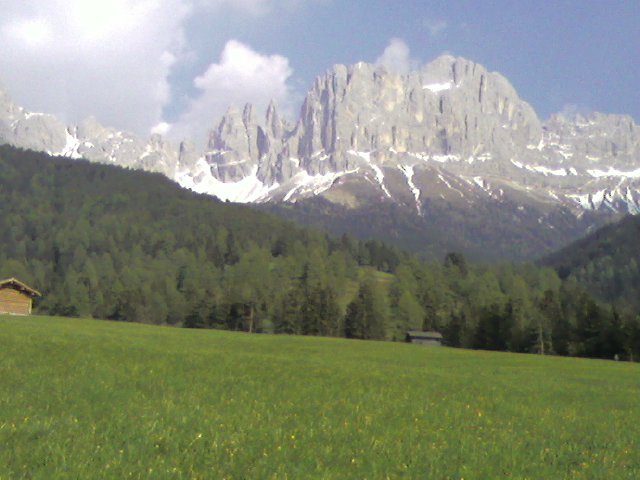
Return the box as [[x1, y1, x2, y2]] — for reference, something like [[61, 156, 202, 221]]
[[1, 315, 639, 479]]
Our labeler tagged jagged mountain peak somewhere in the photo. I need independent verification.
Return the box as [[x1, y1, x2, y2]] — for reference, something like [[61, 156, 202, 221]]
[[1, 54, 639, 227], [178, 54, 639, 218]]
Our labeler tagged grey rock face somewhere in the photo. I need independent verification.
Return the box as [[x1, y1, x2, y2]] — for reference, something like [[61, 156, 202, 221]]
[[205, 105, 258, 181], [543, 112, 639, 168], [183, 55, 639, 217]]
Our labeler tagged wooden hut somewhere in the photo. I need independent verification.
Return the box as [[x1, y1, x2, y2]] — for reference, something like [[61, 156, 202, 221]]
[[406, 331, 443, 346], [0, 278, 41, 315]]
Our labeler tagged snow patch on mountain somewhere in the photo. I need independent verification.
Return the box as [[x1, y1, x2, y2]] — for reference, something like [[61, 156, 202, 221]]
[[510, 160, 573, 176], [567, 187, 640, 213], [399, 164, 421, 211], [472, 176, 486, 190], [57, 128, 82, 159], [370, 164, 391, 198], [587, 167, 640, 179], [283, 170, 354, 202], [423, 82, 452, 93], [178, 160, 277, 203], [346, 149, 391, 197], [431, 154, 461, 163], [347, 149, 372, 163]]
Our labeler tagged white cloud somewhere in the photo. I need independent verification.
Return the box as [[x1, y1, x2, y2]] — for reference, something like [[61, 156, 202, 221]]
[[195, 0, 272, 15], [4, 18, 52, 46], [424, 18, 448, 37], [193, 0, 310, 16], [0, 0, 191, 136], [375, 38, 418, 75], [172, 39, 295, 144], [151, 122, 172, 136], [0, 0, 310, 139]]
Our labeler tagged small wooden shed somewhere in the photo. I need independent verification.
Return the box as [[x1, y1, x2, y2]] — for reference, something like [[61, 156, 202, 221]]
[[406, 331, 443, 346], [0, 278, 41, 316]]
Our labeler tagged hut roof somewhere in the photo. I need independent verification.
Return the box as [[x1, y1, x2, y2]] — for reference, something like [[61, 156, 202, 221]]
[[0, 278, 41, 297], [406, 331, 443, 339]]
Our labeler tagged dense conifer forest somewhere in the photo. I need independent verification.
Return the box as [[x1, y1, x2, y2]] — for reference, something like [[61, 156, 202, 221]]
[[1, 144, 639, 360]]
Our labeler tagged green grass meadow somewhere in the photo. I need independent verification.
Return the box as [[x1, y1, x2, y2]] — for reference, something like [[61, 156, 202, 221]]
[[1, 315, 639, 479]]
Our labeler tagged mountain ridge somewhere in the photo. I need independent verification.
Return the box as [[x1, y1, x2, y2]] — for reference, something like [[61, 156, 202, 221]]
[[1, 54, 639, 260]]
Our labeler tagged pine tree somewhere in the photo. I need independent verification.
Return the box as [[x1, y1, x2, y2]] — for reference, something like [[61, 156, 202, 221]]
[[344, 277, 386, 340], [274, 288, 301, 334]]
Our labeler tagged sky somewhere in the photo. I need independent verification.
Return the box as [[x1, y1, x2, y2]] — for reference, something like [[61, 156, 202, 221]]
[[1, 0, 638, 142]]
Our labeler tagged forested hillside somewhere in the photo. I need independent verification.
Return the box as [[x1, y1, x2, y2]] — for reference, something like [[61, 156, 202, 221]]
[[262, 196, 604, 263], [540, 215, 640, 310], [1, 145, 639, 359]]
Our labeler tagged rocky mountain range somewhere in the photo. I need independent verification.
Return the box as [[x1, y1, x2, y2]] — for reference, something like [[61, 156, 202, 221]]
[[0, 86, 179, 177], [2, 55, 639, 260]]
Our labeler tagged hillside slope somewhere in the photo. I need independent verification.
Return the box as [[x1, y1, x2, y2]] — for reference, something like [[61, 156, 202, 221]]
[[0, 144, 404, 328], [540, 215, 640, 309], [262, 196, 606, 262]]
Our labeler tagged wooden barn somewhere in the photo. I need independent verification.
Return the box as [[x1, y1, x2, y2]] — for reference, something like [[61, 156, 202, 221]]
[[0, 278, 41, 316], [406, 331, 443, 346]]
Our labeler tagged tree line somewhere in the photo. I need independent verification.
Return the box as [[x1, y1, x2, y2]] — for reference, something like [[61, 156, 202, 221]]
[[1, 145, 639, 360]]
